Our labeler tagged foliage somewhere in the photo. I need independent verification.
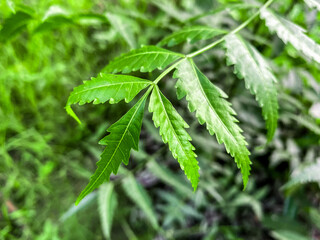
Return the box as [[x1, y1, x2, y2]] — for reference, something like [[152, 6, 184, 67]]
[[1, 0, 320, 239], [224, 34, 278, 141]]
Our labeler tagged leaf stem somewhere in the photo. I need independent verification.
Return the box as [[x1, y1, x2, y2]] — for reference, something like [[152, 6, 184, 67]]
[[153, 58, 186, 85], [153, 0, 275, 84], [188, 0, 275, 58]]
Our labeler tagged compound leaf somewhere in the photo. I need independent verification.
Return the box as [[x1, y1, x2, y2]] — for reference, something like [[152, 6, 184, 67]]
[[158, 25, 226, 47], [103, 46, 184, 74], [174, 58, 251, 188], [76, 93, 148, 205], [260, 8, 320, 63], [225, 34, 278, 141], [149, 85, 199, 190], [66, 73, 151, 123]]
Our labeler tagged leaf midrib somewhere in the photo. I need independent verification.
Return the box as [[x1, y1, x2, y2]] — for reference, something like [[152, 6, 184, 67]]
[[79, 96, 145, 199], [163, 27, 223, 40], [71, 81, 150, 97], [112, 50, 183, 63], [189, 60, 238, 149], [236, 36, 275, 109], [155, 87, 190, 160], [228, 35, 277, 138]]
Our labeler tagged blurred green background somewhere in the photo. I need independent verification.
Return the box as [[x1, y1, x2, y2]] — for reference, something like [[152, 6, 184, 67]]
[[1, 0, 320, 239]]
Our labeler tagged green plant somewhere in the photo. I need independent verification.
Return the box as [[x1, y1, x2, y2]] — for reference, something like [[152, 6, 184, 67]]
[[1, 0, 320, 239], [66, 0, 320, 205]]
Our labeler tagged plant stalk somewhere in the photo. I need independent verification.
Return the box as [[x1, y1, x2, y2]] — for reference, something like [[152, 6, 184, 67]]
[[153, 0, 275, 84], [188, 0, 275, 58]]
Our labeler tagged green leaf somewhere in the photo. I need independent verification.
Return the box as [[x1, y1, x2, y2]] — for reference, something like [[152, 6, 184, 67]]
[[98, 183, 117, 240], [287, 114, 320, 136], [158, 25, 226, 47], [224, 34, 278, 141], [122, 173, 159, 229], [103, 46, 184, 74], [149, 85, 199, 190], [60, 192, 97, 222], [6, 0, 16, 13], [76, 92, 148, 205], [304, 0, 320, 11], [147, 159, 193, 196], [42, 5, 70, 21], [271, 230, 311, 240], [0, 11, 33, 42], [34, 16, 74, 33], [284, 162, 320, 188], [151, 0, 192, 22], [174, 58, 251, 188], [309, 208, 320, 230], [65, 73, 151, 123], [35, 6, 73, 33], [260, 9, 320, 64], [230, 193, 263, 220], [106, 12, 137, 49]]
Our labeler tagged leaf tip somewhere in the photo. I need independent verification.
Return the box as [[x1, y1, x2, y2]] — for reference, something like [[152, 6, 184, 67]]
[[65, 105, 82, 124]]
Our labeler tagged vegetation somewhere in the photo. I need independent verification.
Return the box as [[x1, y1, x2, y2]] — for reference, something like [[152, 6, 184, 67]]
[[1, 0, 320, 239]]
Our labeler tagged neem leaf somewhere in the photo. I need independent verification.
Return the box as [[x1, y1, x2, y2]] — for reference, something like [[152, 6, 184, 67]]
[[106, 12, 137, 49], [76, 92, 148, 204], [260, 8, 320, 63], [122, 174, 159, 229], [174, 58, 251, 188], [158, 25, 226, 47], [103, 46, 184, 74], [98, 183, 117, 240], [225, 34, 278, 141], [65, 73, 151, 123], [149, 85, 199, 190]]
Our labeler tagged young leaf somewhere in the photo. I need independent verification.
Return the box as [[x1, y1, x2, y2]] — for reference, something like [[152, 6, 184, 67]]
[[103, 46, 184, 74], [106, 12, 137, 49], [174, 58, 251, 188], [122, 173, 159, 229], [65, 73, 151, 123], [99, 183, 117, 240], [76, 92, 148, 205], [158, 25, 226, 47], [149, 85, 200, 190], [304, 0, 320, 11], [224, 34, 278, 141], [260, 8, 320, 63]]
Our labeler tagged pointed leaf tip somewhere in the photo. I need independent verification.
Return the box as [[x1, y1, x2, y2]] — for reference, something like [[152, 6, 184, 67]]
[[65, 105, 82, 124], [149, 85, 200, 190], [174, 58, 251, 188], [76, 92, 149, 204]]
